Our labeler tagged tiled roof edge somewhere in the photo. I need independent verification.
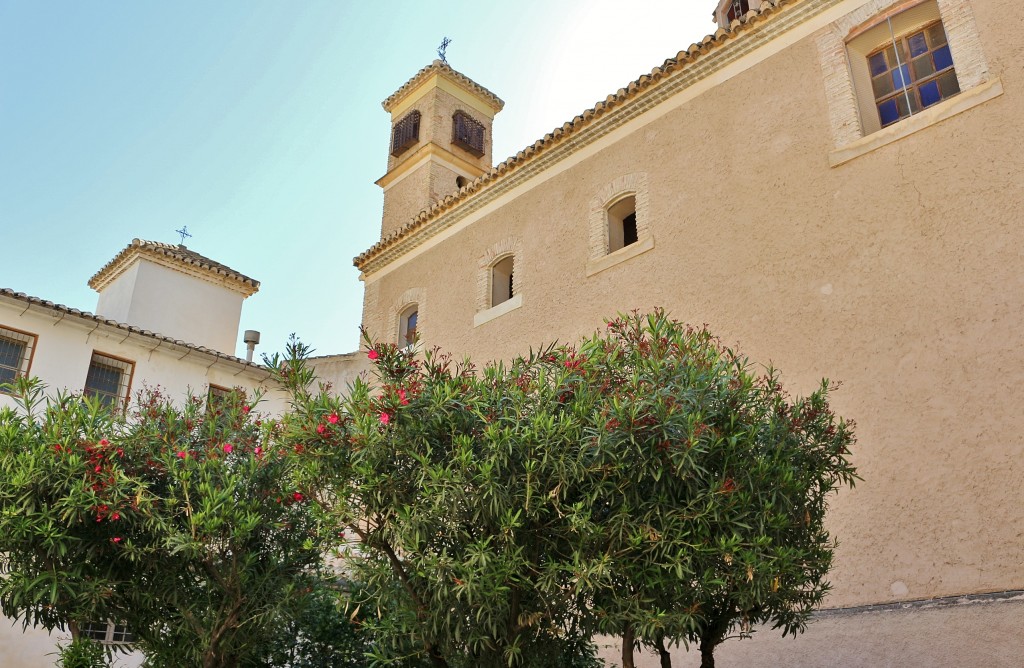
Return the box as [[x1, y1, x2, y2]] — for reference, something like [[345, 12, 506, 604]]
[[0, 288, 269, 374], [382, 59, 505, 113], [89, 238, 261, 294], [356, 0, 805, 272]]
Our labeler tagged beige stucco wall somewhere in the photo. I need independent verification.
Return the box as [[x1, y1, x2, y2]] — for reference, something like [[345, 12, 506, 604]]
[[95, 259, 246, 355], [597, 593, 1024, 667], [309, 352, 373, 395], [361, 0, 1023, 629]]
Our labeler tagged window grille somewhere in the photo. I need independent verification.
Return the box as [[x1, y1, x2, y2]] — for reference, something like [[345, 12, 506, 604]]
[[0, 326, 35, 389], [84, 353, 133, 409], [452, 111, 485, 157], [391, 110, 421, 157], [81, 621, 135, 645]]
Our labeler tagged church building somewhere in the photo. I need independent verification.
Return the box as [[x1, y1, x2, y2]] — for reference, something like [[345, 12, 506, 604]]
[[348, 0, 1023, 664]]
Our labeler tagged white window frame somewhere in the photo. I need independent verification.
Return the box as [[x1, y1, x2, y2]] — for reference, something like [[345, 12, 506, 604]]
[[80, 620, 134, 645]]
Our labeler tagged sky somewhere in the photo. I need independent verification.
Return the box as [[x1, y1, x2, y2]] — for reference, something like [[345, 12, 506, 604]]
[[0, 1, 717, 359]]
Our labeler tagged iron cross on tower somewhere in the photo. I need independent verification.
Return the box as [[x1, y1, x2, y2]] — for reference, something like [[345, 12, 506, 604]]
[[175, 226, 192, 246], [437, 37, 451, 64]]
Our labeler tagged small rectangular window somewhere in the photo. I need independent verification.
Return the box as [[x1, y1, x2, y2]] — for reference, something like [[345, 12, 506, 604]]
[[0, 326, 35, 391], [81, 621, 134, 645], [84, 353, 134, 409], [391, 110, 421, 157], [452, 111, 485, 157]]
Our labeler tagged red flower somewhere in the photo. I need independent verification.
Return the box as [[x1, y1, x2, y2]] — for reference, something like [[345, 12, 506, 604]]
[[254, 446, 263, 456], [379, 412, 391, 425], [293, 492, 304, 502], [222, 443, 233, 454], [316, 424, 327, 435], [367, 349, 379, 361], [242, 405, 251, 414], [398, 389, 408, 405], [111, 512, 120, 521], [99, 439, 109, 446], [722, 478, 736, 493], [327, 413, 339, 424], [176, 451, 187, 459], [112, 537, 122, 544]]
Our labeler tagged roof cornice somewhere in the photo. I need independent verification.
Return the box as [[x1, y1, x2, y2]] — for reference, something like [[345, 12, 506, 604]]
[[382, 60, 504, 115], [355, 0, 837, 275], [0, 288, 270, 378], [89, 239, 260, 296]]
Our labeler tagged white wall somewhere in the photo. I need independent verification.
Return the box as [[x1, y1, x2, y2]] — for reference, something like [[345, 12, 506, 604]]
[[95, 260, 246, 355]]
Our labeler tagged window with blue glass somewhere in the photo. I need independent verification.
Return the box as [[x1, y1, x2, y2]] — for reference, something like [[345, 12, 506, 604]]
[[869, 21, 959, 128]]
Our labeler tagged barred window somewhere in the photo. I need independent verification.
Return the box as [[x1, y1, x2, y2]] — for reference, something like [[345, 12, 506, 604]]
[[81, 621, 134, 645], [452, 111, 485, 157], [391, 110, 421, 157], [84, 353, 133, 409], [0, 326, 35, 390]]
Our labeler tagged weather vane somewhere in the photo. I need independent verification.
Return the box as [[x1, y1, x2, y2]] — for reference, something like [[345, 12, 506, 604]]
[[438, 37, 451, 64], [175, 226, 192, 246]]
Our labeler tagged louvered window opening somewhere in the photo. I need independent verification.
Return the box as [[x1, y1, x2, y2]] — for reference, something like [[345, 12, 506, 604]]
[[84, 353, 133, 409], [452, 111, 485, 157], [868, 20, 958, 127], [0, 327, 33, 388], [391, 110, 421, 157], [727, 0, 750, 23]]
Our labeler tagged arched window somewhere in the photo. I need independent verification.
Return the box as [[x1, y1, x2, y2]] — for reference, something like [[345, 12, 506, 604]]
[[607, 195, 638, 253], [491, 256, 514, 307], [399, 304, 418, 348]]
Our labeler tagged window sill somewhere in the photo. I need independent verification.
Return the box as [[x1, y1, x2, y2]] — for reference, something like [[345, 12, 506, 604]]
[[473, 293, 523, 327], [829, 78, 1003, 167], [585, 235, 655, 277]]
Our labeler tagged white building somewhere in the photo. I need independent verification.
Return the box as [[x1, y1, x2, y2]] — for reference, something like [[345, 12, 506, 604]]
[[0, 238, 286, 667]]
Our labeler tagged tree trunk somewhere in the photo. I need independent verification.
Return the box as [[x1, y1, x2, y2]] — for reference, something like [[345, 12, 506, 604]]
[[621, 623, 635, 668], [700, 638, 716, 668], [656, 636, 673, 668]]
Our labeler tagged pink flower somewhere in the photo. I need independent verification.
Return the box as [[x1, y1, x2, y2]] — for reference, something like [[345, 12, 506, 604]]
[[398, 389, 408, 405], [327, 413, 339, 424], [112, 537, 122, 544], [111, 512, 120, 521], [254, 446, 263, 456], [316, 424, 327, 435], [367, 349, 379, 361], [242, 405, 251, 414], [379, 412, 391, 425], [222, 443, 233, 454], [177, 451, 187, 459]]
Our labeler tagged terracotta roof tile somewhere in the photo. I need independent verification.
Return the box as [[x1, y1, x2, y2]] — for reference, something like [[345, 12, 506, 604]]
[[0, 288, 269, 373], [354, 0, 795, 272], [89, 238, 260, 294], [382, 59, 505, 114]]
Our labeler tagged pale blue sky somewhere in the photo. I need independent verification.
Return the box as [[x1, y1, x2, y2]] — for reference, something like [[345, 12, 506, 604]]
[[0, 1, 715, 358]]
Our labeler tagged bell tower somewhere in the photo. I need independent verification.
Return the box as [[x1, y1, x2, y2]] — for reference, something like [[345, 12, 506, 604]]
[[377, 60, 504, 239]]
